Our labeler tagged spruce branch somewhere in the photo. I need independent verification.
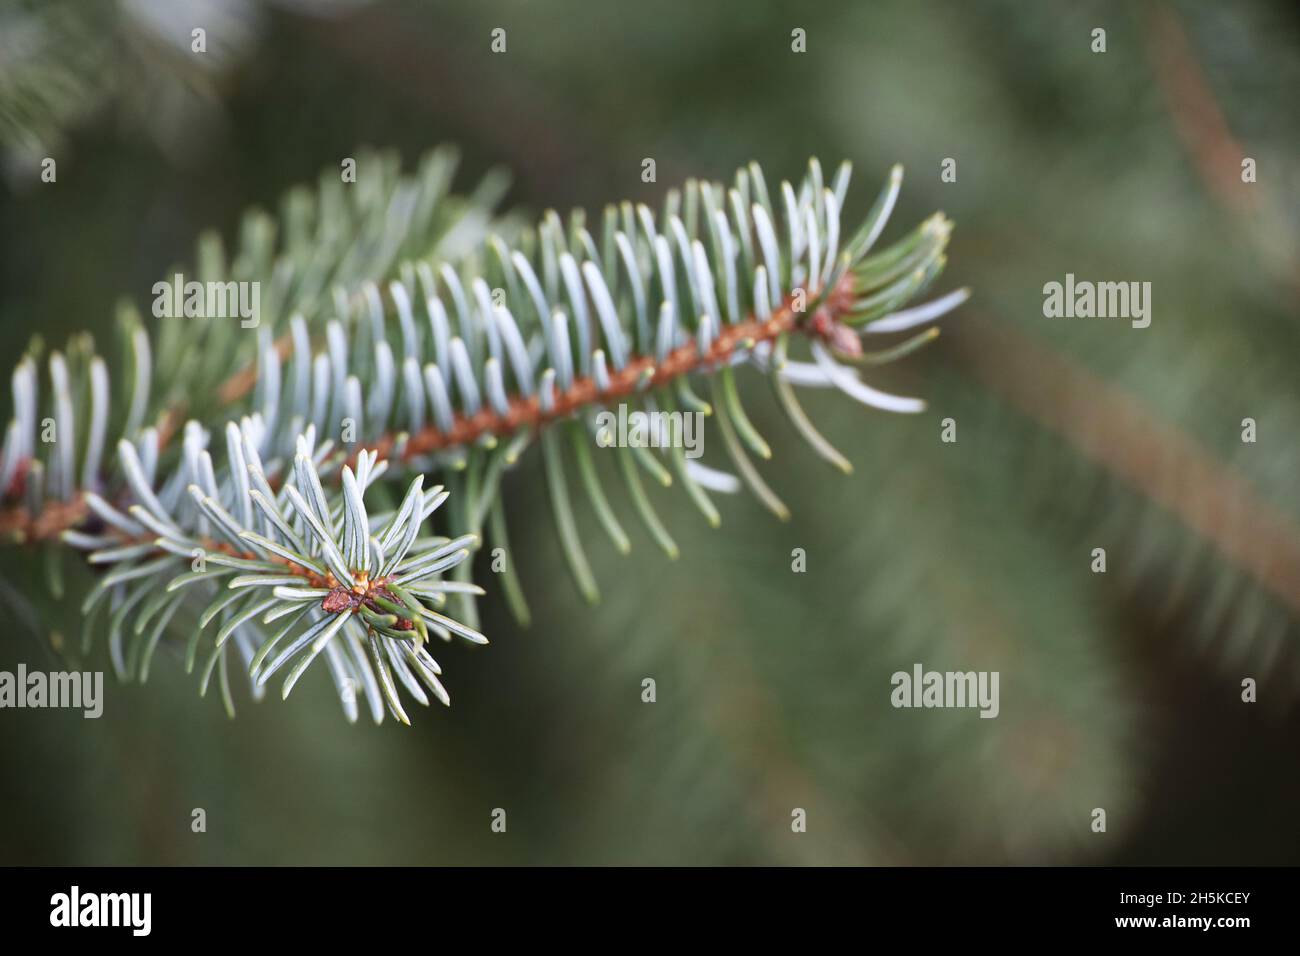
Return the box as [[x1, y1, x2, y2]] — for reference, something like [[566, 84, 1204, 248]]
[[0, 148, 968, 722]]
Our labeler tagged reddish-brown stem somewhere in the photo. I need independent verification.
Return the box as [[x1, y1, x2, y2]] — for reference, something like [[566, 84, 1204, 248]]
[[370, 287, 825, 462], [1, 278, 854, 545]]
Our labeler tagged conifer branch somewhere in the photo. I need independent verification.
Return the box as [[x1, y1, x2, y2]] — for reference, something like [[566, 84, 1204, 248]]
[[0, 148, 968, 722]]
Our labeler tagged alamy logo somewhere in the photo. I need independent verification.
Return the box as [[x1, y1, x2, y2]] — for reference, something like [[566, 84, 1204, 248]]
[[595, 404, 704, 459], [1042, 273, 1150, 328], [50, 886, 151, 936], [890, 663, 1000, 718], [152, 273, 260, 328], [0, 665, 103, 718]]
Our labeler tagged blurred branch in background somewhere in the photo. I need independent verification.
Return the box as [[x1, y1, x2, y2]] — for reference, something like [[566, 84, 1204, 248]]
[[1144, 2, 1260, 216], [0, 0, 266, 181], [953, 314, 1300, 689]]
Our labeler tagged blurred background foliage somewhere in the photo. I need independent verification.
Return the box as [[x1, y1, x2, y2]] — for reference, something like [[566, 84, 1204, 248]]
[[1, 0, 1298, 864]]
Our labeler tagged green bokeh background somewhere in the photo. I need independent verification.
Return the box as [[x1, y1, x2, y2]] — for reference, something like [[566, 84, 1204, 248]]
[[1, 0, 1298, 864]]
